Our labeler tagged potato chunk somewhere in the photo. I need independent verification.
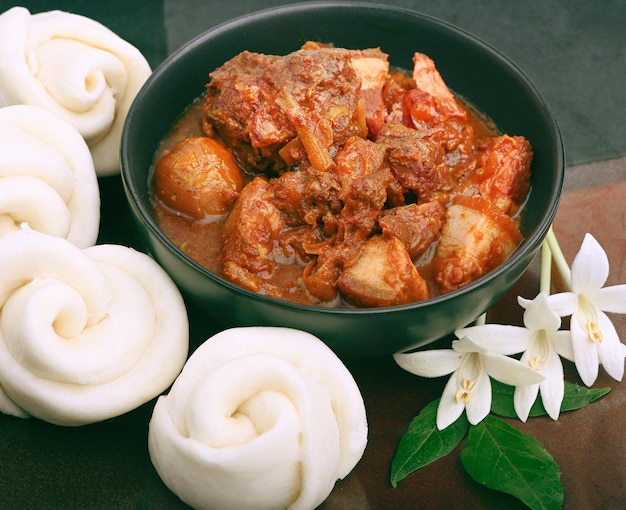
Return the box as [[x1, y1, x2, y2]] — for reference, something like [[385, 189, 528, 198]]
[[154, 136, 244, 219]]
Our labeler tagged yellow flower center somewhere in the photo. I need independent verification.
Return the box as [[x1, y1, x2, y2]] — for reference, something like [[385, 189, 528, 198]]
[[528, 330, 551, 371], [455, 353, 482, 404], [585, 321, 603, 343], [576, 294, 603, 344], [456, 378, 475, 404]]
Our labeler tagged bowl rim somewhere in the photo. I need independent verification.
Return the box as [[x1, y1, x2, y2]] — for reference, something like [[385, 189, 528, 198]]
[[121, 0, 565, 317]]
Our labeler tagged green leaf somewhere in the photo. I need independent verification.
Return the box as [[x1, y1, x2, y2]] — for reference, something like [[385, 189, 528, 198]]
[[490, 379, 610, 419], [559, 381, 611, 412], [462, 415, 563, 510], [390, 399, 469, 487], [490, 379, 519, 417]]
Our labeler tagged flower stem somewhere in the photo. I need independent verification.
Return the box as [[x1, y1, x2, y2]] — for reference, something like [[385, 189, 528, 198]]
[[540, 236, 552, 294], [545, 226, 572, 291]]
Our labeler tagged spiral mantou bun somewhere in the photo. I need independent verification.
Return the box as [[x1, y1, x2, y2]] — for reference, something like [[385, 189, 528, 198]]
[[148, 326, 367, 510], [0, 228, 189, 425], [0, 104, 99, 247], [0, 7, 151, 176]]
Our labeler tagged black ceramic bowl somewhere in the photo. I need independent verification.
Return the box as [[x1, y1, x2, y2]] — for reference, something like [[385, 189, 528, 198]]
[[121, 1, 564, 358]]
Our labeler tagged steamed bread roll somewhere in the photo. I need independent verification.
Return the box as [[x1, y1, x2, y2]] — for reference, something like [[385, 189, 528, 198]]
[[148, 327, 368, 510], [0, 7, 151, 176], [0, 228, 189, 426], [0, 104, 99, 247]]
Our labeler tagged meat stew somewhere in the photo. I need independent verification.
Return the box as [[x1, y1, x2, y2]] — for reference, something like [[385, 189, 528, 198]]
[[151, 42, 532, 308]]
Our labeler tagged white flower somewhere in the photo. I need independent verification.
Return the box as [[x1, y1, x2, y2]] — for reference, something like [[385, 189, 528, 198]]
[[394, 336, 544, 430], [460, 293, 573, 421], [516, 293, 574, 420], [546, 234, 626, 386]]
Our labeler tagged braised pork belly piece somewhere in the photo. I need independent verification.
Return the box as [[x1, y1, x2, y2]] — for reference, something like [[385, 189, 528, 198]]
[[338, 235, 430, 307], [410, 52, 467, 125], [153, 43, 534, 308], [433, 195, 523, 293]]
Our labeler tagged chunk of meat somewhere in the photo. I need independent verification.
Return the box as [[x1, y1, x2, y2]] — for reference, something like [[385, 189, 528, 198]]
[[271, 167, 342, 231], [433, 194, 523, 293], [302, 242, 346, 304], [335, 135, 388, 182], [474, 134, 533, 215], [377, 124, 448, 204], [337, 235, 430, 307], [399, 55, 478, 180], [382, 69, 415, 127], [349, 51, 389, 138], [153, 137, 244, 219], [204, 45, 368, 173], [335, 137, 393, 238], [410, 52, 467, 126], [379, 201, 445, 258], [302, 41, 390, 139], [203, 51, 281, 172], [221, 177, 286, 276], [274, 88, 335, 171], [223, 222, 317, 303]]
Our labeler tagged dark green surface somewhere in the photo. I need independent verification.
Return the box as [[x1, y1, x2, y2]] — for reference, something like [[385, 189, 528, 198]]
[[7, 0, 626, 166]]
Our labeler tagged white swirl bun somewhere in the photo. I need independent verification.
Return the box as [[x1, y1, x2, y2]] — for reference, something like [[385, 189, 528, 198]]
[[148, 327, 368, 510], [0, 7, 151, 176], [0, 104, 99, 247], [0, 228, 189, 426]]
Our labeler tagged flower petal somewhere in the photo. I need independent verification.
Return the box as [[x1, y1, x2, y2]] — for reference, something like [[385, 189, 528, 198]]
[[538, 350, 565, 420], [465, 373, 491, 425], [393, 349, 462, 378], [482, 353, 545, 386], [571, 233, 609, 293], [517, 296, 533, 309], [595, 284, 626, 314], [570, 318, 600, 386], [552, 331, 575, 362], [436, 372, 466, 430], [596, 311, 625, 382], [522, 293, 561, 332], [451, 335, 487, 354], [545, 292, 577, 317], [513, 382, 539, 422], [455, 324, 532, 355]]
